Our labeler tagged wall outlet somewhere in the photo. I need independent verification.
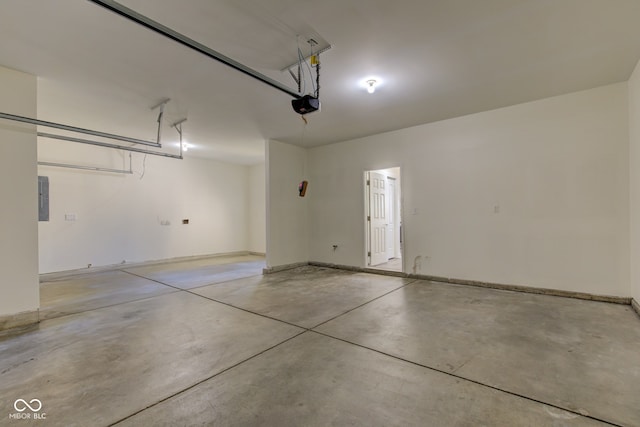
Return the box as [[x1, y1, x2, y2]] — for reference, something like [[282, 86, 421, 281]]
[[160, 220, 171, 226], [65, 213, 77, 221]]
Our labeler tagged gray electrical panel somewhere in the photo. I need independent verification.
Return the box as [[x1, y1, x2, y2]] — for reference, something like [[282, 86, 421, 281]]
[[38, 176, 49, 222]]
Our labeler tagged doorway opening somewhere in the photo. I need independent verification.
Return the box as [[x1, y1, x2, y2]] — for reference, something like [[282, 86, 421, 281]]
[[365, 167, 402, 272]]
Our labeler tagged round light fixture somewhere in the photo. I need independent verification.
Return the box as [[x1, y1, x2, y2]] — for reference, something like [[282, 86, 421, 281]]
[[360, 76, 383, 94], [366, 79, 377, 94]]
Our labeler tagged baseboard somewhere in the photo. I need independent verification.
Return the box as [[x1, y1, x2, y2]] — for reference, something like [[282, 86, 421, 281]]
[[249, 251, 266, 256], [263, 262, 309, 274], [411, 274, 631, 305], [41, 251, 263, 281], [632, 299, 640, 318], [310, 261, 406, 278], [306, 261, 630, 305], [0, 310, 39, 332], [309, 262, 358, 272]]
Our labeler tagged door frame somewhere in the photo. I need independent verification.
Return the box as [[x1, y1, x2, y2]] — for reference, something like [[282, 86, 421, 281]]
[[364, 167, 404, 271], [386, 176, 398, 258]]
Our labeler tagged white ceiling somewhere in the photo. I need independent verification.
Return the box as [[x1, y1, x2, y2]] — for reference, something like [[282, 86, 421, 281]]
[[1, 0, 640, 165]]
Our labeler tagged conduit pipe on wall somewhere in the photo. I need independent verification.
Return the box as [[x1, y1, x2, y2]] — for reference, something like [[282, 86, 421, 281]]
[[0, 111, 161, 148], [88, 0, 304, 99]]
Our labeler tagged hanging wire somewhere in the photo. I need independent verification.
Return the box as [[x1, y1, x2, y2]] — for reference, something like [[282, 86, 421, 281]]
[[303, 50, 316, 96], [315, 55, 321, 98], [297, 60, 301, 94], [299, 109, 308, 147], [308, 40, 318, 97], [296, 36, 317, 96], [297, 47, 307, 95], [300, 115, 308, 178], [139, 154, 148, 180]]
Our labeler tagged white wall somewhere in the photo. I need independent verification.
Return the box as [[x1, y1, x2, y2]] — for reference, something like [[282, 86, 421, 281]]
[[630, 60, 640, 303], [249, 162, 266, 253], [308, 83, 630, 297], [0, 66, 39, 317], [38, 141, 252, 273], [266, 140, 308, 268]]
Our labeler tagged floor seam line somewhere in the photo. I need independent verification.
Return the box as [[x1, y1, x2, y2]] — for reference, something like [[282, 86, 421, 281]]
[[180, 271, 264, 291], [119, 269, 266, 292], [40, 266, 259, 322], [37, 289, 182, 323], [310, 281, 417, 330], [120, 270, 306, 329], [108, 330, 309, 426], [310, 331, 622, 427], [118, 269, 186, 290], [184, 290, 308, 330]]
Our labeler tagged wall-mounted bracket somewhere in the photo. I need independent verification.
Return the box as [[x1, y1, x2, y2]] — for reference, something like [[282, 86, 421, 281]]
[[282, 42, 332, 73], [172, 118, 188, 156], [151, 98, 170, 147]]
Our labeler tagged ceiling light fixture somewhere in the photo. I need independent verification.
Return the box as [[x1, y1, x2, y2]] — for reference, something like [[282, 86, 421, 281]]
[[182, 142, 189, 152], [366, 79, 377, 94]]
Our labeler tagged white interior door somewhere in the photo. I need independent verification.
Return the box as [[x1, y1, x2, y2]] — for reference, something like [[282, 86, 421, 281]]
[[369, 171, 388, 266]]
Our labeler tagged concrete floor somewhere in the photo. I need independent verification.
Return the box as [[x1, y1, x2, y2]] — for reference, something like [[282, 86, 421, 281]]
[[369, 257, 403, 272], [1, 255, 639, 426]]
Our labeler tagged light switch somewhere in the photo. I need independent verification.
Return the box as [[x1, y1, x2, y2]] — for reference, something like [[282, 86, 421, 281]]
[[65, 213, 77, 221]]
